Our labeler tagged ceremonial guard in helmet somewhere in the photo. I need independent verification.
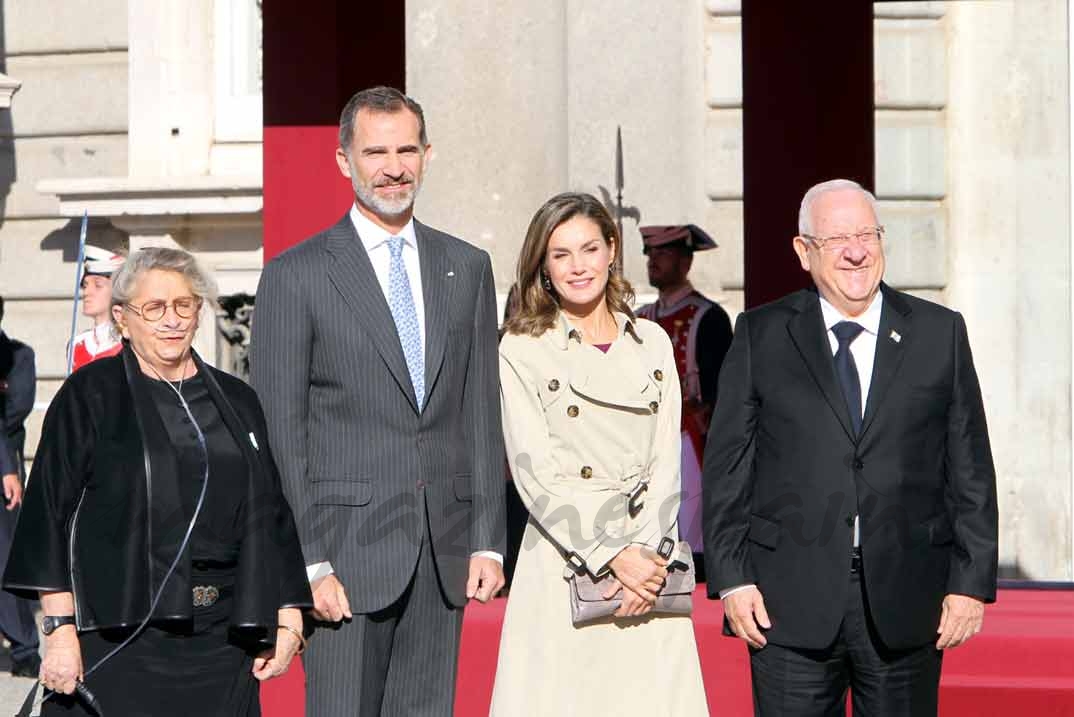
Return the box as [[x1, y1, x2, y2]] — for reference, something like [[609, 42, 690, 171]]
[[636, 224, 733, 576], [70, 246, 125, 370]]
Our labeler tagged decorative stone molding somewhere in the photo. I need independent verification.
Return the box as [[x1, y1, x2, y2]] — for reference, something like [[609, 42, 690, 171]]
[[35, 175, 262, 233], [216, 292, 255, 381], [0, 72, 22, 108]]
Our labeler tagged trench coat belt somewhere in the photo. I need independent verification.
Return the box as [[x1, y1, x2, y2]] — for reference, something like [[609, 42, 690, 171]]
[[570, 463, 651, 498], [558, 463, 653, 578]]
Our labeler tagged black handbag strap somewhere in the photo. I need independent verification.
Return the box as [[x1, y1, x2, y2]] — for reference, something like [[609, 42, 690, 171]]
[[14, 680, 38, 717]]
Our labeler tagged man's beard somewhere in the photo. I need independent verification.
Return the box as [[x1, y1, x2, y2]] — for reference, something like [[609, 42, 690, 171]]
[[350, 161, 423, 218], [648, 270, 670, 290]]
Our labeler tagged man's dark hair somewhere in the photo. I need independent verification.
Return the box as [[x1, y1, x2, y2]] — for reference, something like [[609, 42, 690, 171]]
[[338, 86, 428, 152]]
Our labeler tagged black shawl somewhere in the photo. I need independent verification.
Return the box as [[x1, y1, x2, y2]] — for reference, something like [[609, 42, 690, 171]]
[[3, 345, 312, 635]]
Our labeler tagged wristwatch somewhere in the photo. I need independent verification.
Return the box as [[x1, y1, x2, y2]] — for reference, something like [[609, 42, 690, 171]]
[[41, 615, 76, 635]]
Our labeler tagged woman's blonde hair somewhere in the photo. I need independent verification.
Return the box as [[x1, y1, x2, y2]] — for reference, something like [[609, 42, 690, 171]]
[[502, 192, 634, 337]]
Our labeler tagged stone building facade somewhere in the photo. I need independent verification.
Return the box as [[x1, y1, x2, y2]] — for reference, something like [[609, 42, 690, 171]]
[[0, 0, 1069, 579]]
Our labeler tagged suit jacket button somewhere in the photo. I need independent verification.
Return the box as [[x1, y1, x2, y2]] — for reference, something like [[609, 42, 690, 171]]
[[567, 405, 579, 418], [548, 379, 560, 391], [649, 401, 659, 414], [653, 369, 663, 381], [580, 466, 593, 479], [854, 459, 864, 470]]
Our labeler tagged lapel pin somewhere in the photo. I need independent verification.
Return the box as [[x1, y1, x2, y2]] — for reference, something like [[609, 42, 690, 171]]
[[249, 432, 259, 451], [890, 330, 901, 343], [446, 271, 455, 277]]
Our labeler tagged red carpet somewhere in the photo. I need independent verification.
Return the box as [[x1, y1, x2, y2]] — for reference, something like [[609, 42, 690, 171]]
[[260, 587, 1074, 716]]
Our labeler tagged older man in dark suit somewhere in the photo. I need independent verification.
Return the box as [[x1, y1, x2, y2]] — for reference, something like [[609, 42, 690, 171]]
[[703, 179, 998, 715], [251, 86, 505, 717]]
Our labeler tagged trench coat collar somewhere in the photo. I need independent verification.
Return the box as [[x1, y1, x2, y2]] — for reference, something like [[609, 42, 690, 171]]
[[554, 310, 640, 350]]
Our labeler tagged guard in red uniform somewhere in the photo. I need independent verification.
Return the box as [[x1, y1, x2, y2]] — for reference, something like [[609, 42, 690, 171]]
[[70, 245, 125, 370], [636, 225, 732, 578]]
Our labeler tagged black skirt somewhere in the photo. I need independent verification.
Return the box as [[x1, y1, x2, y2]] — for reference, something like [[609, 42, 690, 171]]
[[43, 566, 261, 717]]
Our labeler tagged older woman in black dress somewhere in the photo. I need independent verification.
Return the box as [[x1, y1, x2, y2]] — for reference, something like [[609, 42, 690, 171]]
[[4, 247, 312, 716]]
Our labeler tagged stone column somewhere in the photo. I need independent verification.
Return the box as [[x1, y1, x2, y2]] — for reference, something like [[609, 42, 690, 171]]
[[406, 0, 569, 295], [558, 0, 709, 301], [946, 0, 1071, 579], [127, 0, 214, 178]]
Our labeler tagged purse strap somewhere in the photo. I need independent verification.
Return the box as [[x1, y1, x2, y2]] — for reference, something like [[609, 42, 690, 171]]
[[15, 680, 38, 717]]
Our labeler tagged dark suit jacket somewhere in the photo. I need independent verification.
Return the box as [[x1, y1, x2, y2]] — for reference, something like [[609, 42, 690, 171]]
[[0, 332, 35, 479], [250, 214, 506, 612], [703, 284, 998, 650]]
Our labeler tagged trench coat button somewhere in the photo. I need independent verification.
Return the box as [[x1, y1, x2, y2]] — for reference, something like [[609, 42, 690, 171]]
[[653, 369, 663, 381], [649, 401, 659, 414], [548, 379, 560, 392], [567, 405, 579, 418], [845, 514, 855, 528], [580, 466, 593, 479]]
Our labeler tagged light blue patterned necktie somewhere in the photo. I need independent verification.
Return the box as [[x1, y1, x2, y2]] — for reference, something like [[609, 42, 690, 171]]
[[387, 236, 424, 409]]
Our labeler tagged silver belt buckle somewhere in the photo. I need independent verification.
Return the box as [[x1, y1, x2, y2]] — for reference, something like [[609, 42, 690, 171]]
[[193, 585, 220, 607]]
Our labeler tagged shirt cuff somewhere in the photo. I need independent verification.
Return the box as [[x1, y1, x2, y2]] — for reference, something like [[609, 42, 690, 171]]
[[471, 551, 504, 565], [306, 561, 334, 583], [718, 583, 757, 600]]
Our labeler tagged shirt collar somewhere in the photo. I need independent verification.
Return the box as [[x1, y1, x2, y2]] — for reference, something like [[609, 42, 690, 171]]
[[349, 204, 418, 252], [554, 310, 639, 350], [819, 291, 883, 336]]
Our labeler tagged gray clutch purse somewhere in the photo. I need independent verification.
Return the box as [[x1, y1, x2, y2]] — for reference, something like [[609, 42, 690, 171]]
[[567, 537, 695, 626]]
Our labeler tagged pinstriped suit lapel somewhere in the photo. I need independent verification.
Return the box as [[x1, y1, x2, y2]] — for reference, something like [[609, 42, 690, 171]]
[[417, 221, 455, 404], [324, 216, 420, 413]]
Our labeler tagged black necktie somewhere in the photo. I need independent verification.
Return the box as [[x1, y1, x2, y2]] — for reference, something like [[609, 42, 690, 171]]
[[832, 321, 865, 435]]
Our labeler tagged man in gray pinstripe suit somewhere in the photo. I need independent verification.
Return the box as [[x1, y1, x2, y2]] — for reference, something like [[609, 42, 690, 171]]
[[250, 86, 506, 717]]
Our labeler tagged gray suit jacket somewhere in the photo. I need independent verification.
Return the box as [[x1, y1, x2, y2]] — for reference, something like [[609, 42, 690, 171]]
[[250, 214, 506, 612]]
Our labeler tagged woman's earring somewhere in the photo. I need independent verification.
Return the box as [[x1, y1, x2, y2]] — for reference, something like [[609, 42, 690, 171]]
[[542, 272, 552, 292]]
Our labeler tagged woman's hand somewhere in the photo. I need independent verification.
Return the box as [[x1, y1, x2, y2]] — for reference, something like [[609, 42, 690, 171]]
[[39, 591, 81, 694], [609, 545, 668, 604], [40, 627, 82, 695], [602, 578, 655, 618], [252, 608, 304, 681]]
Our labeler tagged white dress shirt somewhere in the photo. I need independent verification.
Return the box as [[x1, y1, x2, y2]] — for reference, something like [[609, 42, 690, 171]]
[[306, 205, 500, 584], [819, 293, 882, 420], [719, 292, 883, 600], [350, 204, 426, 348], [820, 292, 882, 548]]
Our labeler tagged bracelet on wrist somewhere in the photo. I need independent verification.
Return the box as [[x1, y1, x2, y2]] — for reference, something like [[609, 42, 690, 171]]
[[277, 624, 307, 654]]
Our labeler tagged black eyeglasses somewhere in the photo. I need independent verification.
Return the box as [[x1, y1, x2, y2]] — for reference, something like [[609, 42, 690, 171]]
[[124, 297, 202, 322]]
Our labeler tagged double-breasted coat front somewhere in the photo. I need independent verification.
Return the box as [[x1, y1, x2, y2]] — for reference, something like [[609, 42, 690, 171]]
[[491, 312, 708, 716]]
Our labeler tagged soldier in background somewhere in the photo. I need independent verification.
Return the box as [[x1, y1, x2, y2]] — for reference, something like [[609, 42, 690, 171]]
[[70, 245, 125, 370], [0, 296, 39, 677], [636, 225, 733, 580]]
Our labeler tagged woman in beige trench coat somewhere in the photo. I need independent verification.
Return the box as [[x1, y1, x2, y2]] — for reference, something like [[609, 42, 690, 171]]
[[490, 193, 709, 716]]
